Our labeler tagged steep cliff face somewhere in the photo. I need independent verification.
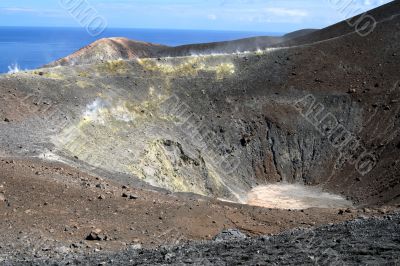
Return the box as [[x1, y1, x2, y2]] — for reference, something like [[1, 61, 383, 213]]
[[0, 2, 399, 206]]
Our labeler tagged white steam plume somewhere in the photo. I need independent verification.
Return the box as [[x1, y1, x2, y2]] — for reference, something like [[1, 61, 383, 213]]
[[7, 63, 22, 74]]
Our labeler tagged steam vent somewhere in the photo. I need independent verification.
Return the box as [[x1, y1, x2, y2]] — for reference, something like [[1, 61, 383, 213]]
[[0, 1, 399, 264]]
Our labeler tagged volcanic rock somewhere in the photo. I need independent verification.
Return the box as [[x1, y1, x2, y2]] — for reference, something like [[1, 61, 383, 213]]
[[213, 229, 248, 242]]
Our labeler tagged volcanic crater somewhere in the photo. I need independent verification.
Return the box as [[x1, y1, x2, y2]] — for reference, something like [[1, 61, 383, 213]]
[[0, 1, 399, 264]]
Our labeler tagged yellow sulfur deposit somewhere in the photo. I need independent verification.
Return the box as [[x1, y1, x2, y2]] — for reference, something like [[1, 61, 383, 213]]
[[138, 57, 235, 79]]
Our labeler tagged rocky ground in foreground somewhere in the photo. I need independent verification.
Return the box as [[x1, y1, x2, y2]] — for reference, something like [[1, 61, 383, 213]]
[[3, 213, 399, 265], [3, 157, 396, 265]]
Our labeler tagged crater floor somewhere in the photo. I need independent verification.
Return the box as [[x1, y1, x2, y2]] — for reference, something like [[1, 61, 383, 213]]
[[247, 184, 353, 210]]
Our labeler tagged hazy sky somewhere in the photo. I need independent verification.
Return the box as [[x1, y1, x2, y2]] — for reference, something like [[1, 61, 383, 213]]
[[0, 0, 392, 32]]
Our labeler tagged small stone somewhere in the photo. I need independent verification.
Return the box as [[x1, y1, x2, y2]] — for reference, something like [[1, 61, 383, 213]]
[[56, 246, 70, 254], [98, 195, 106, 200], [96, 184, 106, 189], [86, 229, 106, 241], [70, 243, 81, 249], [130, 244, 142, 250], [165, 252, 175, 261], [0, 193, 5, 202], [338, 209, 344, 215], [129, 194, 138, 200], [4, 118, 10, 122], [214, 229, 248, 242], [122, 193, 138, 200]]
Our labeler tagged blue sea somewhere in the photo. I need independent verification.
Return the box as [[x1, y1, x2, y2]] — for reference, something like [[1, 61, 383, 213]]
[[0, 27, 282, 74]]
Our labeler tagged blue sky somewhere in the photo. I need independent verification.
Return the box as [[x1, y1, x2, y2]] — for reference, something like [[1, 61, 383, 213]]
[[0, 0, 393, 32]]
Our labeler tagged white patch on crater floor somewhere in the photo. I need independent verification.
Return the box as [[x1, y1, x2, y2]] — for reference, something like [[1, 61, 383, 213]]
[[246, 184, 352, 210]]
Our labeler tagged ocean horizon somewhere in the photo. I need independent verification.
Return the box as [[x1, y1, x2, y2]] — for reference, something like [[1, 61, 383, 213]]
[[0, 27, 284, 74]]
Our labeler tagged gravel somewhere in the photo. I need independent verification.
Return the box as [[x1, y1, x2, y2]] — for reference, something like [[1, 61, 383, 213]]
[[3, 213, 399, 265]]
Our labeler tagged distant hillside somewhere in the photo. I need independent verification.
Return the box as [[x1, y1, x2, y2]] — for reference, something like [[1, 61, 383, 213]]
[[46, 29, 319, 67], [46, 37, 167, 67]]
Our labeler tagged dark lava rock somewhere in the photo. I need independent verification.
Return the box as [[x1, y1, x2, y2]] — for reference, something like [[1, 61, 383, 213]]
[[86, 232, 101, 241], [122, 193, 138, 200], [86, 230, 107, 241], [24, 213, 400, 265]]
